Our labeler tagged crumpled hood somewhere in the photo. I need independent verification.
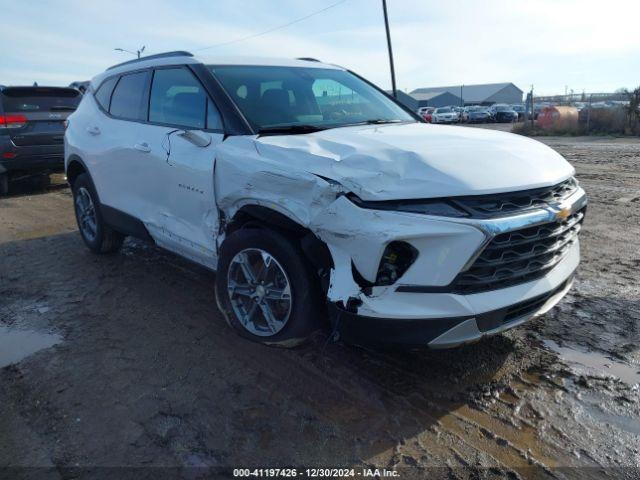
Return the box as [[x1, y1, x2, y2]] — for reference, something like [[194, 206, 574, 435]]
[[254, 123, 574, 201]]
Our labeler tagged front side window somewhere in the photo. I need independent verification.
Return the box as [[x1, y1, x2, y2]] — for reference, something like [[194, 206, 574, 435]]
[[110, 71, 150, 121], [149, 68, 221, 129], [208, 65, 415, 131]]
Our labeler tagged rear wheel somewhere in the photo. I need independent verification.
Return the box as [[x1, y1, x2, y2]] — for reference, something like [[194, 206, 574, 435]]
[[72, 173, 124, 253], [215, 228, 323, 347]]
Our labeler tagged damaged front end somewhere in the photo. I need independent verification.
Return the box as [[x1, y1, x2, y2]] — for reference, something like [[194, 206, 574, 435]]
[[213, 135, 584, 349]]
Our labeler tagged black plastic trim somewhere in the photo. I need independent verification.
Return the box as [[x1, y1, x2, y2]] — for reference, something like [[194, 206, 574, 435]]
[[329, 302, 471, 347], [100, 205, 153, 242], [330, 274, 573, 347]]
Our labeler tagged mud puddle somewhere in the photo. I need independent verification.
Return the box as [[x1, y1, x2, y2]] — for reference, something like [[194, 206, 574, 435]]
[[544, 339, 640, 385], [0, 325, 61, 368]]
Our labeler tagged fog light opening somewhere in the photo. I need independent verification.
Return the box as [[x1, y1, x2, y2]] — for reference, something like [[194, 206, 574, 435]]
[[375, 241, 418, 286]]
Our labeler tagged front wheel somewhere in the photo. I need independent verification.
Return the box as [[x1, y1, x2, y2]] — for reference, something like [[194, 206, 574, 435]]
[[72, 173, 124, 253], [215, 228, 323, 347]]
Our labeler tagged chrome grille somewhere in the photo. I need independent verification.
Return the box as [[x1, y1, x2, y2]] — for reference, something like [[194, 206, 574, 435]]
[[452, 178, 579, 218], [453, 208, 585, 293]]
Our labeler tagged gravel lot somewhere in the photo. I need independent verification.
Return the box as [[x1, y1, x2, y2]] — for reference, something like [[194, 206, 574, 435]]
[[1, 132, 639, 479]]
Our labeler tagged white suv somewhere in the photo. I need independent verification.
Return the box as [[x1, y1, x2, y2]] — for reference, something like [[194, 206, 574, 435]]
[[65, 51, 587, 348]]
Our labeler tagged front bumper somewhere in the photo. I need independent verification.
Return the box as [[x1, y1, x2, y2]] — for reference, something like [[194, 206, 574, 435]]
[[330, 252, 576, 348], [316, 185, 587, 348]]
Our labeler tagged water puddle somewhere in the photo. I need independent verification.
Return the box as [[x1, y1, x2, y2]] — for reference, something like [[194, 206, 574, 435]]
[[0, 325, 61, 368], [544, 339, 640, 385]]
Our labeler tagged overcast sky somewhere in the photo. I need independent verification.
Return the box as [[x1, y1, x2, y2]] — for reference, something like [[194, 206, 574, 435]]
[[1, 0, 638, 96]]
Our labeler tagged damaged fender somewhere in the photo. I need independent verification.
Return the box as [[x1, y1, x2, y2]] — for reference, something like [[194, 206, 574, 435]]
[[215, 137, 486, 312]]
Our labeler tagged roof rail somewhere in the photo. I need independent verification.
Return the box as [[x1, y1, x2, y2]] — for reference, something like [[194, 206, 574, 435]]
[[107, 51, 194, 71], [296, 57, 321, 62]]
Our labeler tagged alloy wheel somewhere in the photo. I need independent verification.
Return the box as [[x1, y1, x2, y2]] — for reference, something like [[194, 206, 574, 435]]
[[227, 248, 292, 337], [75, 187, 97, 242]]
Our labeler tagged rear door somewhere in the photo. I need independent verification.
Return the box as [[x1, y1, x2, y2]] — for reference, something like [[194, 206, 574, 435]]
[[89, 70, 153, 221], [0, 87, 80, 147]]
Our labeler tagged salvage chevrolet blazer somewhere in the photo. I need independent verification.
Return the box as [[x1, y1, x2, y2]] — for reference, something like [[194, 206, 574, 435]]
[[64, 52, 587, 348]]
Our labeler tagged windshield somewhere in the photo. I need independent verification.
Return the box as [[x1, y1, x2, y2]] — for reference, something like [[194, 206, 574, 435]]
[[1, 87, 80, 112], [435, 107, 452, 113], [208, 65, 415, 131]]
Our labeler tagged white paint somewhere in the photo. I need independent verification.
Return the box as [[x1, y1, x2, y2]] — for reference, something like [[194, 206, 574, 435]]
[[66, 55, 584, 347], [254, 122, 574, 201]]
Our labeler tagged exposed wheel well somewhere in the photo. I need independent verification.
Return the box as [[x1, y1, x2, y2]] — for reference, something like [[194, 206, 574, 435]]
[[226, 205, 334, 288], [66, 157, 87, 186]]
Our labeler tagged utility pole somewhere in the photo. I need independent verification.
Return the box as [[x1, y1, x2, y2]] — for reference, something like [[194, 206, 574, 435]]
[[530, 85, 535, 128], [115, 45, 146, 59], [382, 0, 397, 98]]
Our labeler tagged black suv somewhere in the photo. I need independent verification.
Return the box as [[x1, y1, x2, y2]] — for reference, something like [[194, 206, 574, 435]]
[[0, 86, 81, 194]]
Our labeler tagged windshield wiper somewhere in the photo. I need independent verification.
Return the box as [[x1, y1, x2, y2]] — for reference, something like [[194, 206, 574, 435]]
[[343, 119, 411, 127], [257, 124, 327, 136], [49, 106, 76, 111], [364, 119, 405, 124]]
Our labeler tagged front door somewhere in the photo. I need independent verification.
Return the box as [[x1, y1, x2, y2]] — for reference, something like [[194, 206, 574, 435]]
[[143, 67, 226, 269]]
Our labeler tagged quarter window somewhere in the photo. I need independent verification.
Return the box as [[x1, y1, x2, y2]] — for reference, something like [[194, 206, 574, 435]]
[[149, 68, 221, 130], [94, 77, 117, 111], [109, 72, 150, 121]]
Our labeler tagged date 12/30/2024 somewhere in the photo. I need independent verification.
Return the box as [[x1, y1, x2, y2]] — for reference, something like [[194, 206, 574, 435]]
[[233, 468, 400, 478]]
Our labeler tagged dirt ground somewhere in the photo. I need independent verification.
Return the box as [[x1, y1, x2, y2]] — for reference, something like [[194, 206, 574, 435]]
[[1, 134, 639, 479]]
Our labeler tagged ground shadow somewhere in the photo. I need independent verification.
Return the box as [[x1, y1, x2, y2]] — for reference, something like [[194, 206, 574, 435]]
[[2, 172, 67, 199]]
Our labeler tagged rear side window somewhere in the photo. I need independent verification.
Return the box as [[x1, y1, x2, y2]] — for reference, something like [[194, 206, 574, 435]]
[[110, 71, 150, 121], [149, 68, 221, 129], [0, 88, 80, 112], [94, 77, 117, 111]]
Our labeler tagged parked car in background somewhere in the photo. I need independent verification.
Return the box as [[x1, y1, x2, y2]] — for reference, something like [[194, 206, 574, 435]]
[[532, 103, 547, 119], [467, 107, 492, 124], [431, 107, 458, 124], [511, 104, 525, 121], [64, 51, 586, 349], [69, 81, 90, 94], [491, 104, 519, 123], [418, 106, 435, 123], [0, 86, 81, 195], [459, 107, 470, 123]]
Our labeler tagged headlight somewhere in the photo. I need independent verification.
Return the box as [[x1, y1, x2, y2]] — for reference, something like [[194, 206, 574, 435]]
[[347, 193, 469, 218]]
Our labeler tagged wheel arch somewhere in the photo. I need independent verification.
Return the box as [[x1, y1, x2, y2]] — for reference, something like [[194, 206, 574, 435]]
[[66, 155, 89, 187], [225, 204, 334, 289]]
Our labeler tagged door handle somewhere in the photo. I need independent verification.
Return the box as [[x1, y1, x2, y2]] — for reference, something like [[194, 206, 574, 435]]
[[86, 126, 100, 135], [134, 142, 151, 153]]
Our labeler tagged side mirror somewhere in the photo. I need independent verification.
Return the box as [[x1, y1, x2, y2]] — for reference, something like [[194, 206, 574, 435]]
[[178, 130, 211, 148]]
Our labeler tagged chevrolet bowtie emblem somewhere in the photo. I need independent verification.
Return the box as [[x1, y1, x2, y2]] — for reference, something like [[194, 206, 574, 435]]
[[556, 207, 572, 221]]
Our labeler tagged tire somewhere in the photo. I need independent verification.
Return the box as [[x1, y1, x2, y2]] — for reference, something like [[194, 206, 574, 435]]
[[0, 174, 8, 196], [215, 227, 323, 347], [72, 173, 124, 254]]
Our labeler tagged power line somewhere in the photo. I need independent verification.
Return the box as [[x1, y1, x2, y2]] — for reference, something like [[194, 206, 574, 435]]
[[194, 0, 349, 51]]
